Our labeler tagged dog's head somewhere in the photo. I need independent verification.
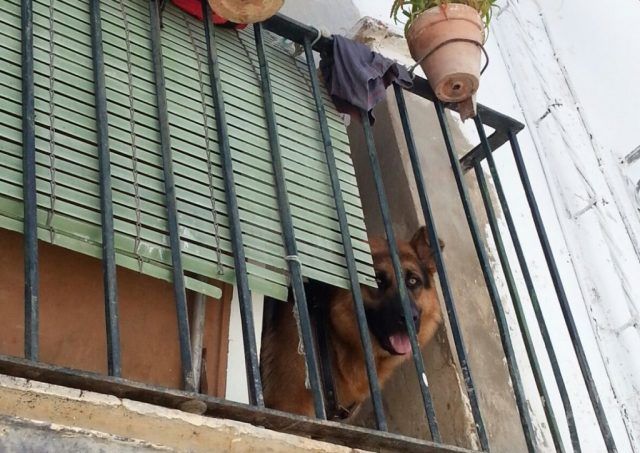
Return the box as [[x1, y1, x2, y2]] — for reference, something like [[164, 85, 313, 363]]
[[330, 226, 443, 359], [363, 226, 443, 356]]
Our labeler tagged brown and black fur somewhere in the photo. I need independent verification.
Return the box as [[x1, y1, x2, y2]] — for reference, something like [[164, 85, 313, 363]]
[[260, 226, 443, 418]]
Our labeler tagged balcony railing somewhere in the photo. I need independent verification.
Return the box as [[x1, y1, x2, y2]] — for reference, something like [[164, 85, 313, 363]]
[[1, 0, 617, 452]]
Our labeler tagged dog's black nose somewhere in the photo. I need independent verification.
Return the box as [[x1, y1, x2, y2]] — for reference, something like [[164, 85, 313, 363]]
[[400, 302, 421, 329]]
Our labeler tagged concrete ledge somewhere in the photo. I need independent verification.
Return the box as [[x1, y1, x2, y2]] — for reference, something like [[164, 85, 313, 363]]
[[0, 414, 173, 452], [0, 374, 366, 453]]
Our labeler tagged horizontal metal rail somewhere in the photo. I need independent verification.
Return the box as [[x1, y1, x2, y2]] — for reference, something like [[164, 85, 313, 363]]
[[262, 13, 524, 146]]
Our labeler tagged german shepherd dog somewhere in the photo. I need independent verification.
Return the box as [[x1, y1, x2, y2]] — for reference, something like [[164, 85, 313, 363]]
[[260, 226, 443, 418]]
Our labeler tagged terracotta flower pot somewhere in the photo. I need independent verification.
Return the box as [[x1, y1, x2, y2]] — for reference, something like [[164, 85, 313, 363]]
[[209, 0, 284, 24], [406, 4, 484, 103]]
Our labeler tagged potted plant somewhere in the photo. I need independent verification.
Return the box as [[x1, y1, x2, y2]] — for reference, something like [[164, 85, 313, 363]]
[[209, 0, 285, 24], [391, 0, 497, 103]]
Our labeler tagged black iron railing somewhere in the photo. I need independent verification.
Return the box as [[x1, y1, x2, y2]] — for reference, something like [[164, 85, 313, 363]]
[[89, 0, 121, 378], [149, 0, 197, 393], [200, 0, 264, 406], [7, 0, 618, 452], [21, 0, 39, 363]]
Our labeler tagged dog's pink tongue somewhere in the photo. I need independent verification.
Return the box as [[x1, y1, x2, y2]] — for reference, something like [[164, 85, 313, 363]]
[[389, 333, 412, 354]]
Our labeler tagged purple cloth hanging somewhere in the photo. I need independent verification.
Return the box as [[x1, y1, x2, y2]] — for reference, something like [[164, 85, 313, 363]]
[[320, 35, 413, 124]]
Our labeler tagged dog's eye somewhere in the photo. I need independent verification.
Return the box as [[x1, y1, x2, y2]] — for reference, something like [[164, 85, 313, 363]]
[[406, 275, 421, 288], [375, 272, 386, 289]]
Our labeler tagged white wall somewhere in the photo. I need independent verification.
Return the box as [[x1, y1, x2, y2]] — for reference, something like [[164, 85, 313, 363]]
[[225, 289, 264, 404], [348, 1, 640, 451]]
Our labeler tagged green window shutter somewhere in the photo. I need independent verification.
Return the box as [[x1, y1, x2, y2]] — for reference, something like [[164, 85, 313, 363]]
[[0, 0, 375, 301]]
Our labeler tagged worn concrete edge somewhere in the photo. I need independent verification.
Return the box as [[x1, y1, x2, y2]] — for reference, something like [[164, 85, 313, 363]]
[[0, 414, 175, 452], [0, 373, 368, 453], [0, 354, 476, 453]]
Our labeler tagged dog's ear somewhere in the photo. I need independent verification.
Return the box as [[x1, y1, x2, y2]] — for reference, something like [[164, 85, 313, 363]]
[[410, 226, 444, 274]]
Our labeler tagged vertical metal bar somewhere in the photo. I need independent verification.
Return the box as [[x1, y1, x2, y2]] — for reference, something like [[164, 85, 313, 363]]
[[148, 0, 195, 392], [394, 85, 489, 449], [191, 292, 206, 390], [475, 116, 580, 452], [314, 302, 338, 418], [359, 107, 440, 441], [508, 130, 617, 452], [89, 0, 121, 377], [474, 160, 565, 452], [201, 0, 263, 406], [434, 100, 536, 451], [21, 0, 39, 361], [255, 25, 326, 419], [301, 36, 386, 427]]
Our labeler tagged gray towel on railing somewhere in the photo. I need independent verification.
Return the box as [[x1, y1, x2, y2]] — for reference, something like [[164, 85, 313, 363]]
[[320, 35, 413, 124]]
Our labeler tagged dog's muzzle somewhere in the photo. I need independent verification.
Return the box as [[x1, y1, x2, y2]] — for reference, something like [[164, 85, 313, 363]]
[[366, 295, 422, 356]]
